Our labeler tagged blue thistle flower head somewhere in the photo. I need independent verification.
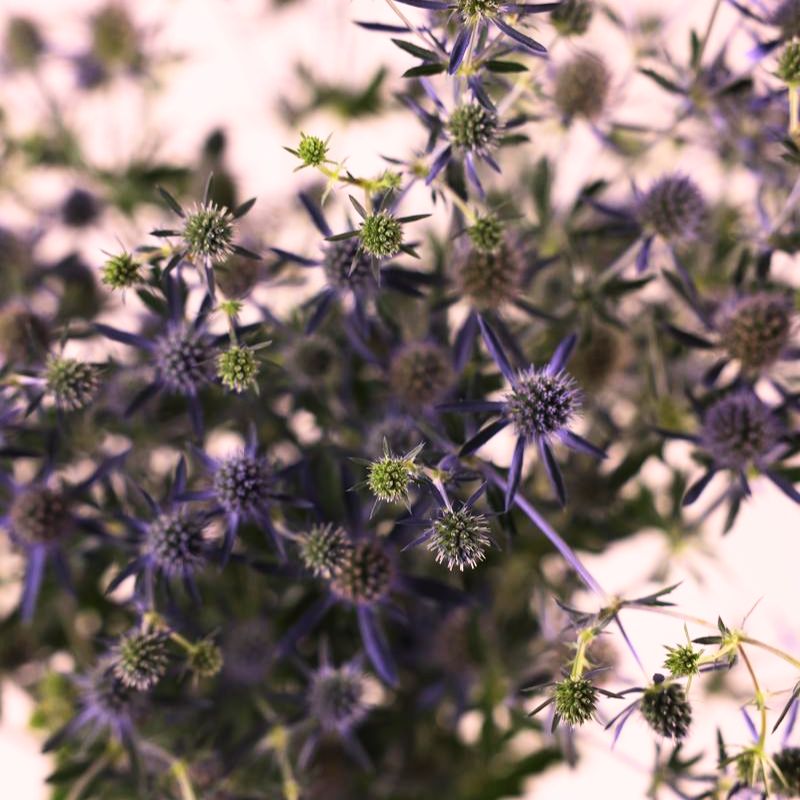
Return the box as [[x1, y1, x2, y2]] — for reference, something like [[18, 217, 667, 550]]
[[636, 174, 707, 242], [308, 662, 368, 733], [504, 367, 581, 443], [773, 747, 800, 794], [640, 674, 692, 740], [9, 484, 74, 547], [700, 391, 783, 470], [212, 450, 274, 516], [112, 630, 170, 691], [323, 237, 374, 292], [146, 507, 208, 580], [69, 661, 137, 744], [330, 539, 394, 606], [45, 355, 101, 411], [428, 504, 491, 571], [154, 324, 216, 396], [716, 292, 794, 371], [553, 51, 611, 122]]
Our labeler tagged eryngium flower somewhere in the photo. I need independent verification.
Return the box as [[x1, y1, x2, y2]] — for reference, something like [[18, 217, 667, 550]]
[[101, 252, 140, 290], [299, 523, 352, 579], [553, 51, 611, 121], [182, 202, 235, 262], [700, 392, 783, 470], [637, 174, 707, 242], [188, 638, 223, 679], [5, 16, 44, 69], [146, 509, 207, 578], [663, 644, 702, 678], [428, 506, 491, 571], [213, 452, 273, 515], [467, 213, 505, 253], [773, 747, 800, 795], [91, 3, 141, 70], [217, 345, 259, 393], [448, 103, 499, 153], [359, 211, 403, 259], [456, 240, 523, 310], [551, 0, 594, 36], [366, 442, 422, 504], [778, 40, 800, 83], [553, 677, 597, 726], [308, 664, 367, 733], [770, 0, 800, 39], [294, 133, 329, 168], [323, 238, 373, 291], [330, 540, 393, 605], [505, 369, 580, 441], [10, 487, 73, 545], [388, 342, 455, 409], [112, 631, 169, 691], [640, 676, 692, 739], [45, 356, 100, 411], [154, 326, 216, 395], [717, 293, 793, 370]]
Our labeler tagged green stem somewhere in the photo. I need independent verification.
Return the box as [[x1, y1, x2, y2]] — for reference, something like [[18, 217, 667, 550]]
[[693, 0, 723, 77]]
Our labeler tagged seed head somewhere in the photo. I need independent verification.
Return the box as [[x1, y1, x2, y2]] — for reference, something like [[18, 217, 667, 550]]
[[466, 213, 505, 254], [447, 103, 498, 153], [308, 664, 367, 733], [553, 51, 611, 121], [10, 486, 73, 546], [700, 391, 783, 470], [182, 202, 235, 262], [0, 305, 49, 363], [323, 238, 374, 291], [5, 16, 44, 70], [640, 676, 692, 739], [188, 638, 223, 679], [778, 40, 800, 83], [62, 189, 100, 228], [330, 540, 393, 605], [429, 507, 491, 571], [457, 239, 523, 310], [367, 443, 421, 504], [112, 631, 169, 691], [774, 747, 800, 795], [45, 356, 101, 411], [663, 644, 702, 678], [505, 368, 580, 441], [637, 174, 707, 242], [388, 342, 455, 409], [717, 293, 793, 371], [217, 345, 259, 393], [299, 523, 352, 579], [551, 0, 594, 36], [154, 327, 216, 395], [213, 452, 272, 515], [553, 677, 598, 726], [101, 252, 141, 290], [359, 212, 403, 259], [147, 509, 206, 578], [296, 133, 329, 168], [91, 3, 141, 70], [456, 0, 500, 22]]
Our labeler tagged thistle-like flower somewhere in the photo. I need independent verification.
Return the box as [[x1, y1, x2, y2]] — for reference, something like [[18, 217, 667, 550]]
[[640, 675, 692, 739], [551, 0, 594, 36], [553, 677, 598, 726], [330, 540, 394, 605], [112, 631, 170, 691], [216, 344, 260, 393], [101, 251, 141, 290], [187, 638, 224, 679], [553, 51, 611, 122], [388, 341, 455, 410], [774, 746, 800, 795], [285, 132, 331, 169], [663, 643, 702, 680], [308, 662, 368, 734], [428, 506, 491, 571], [466, 212, 505, 254], [363, 440, 424, 508], [441, 320, 605, 508], [778, 40, 800, 84], [636, 174, 707, 243], [456, 238, 524, 311], [44, 355, 101, 411], [146, 508, 208, 581], [298, 523, 352, 578]]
